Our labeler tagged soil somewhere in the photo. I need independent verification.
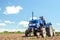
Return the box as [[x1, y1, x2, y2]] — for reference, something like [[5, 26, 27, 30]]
[[0, 34, 60, 40]]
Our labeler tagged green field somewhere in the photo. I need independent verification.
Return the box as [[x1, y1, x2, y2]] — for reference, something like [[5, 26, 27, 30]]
[[0, 31, 24, 34], [0, 31, 60, 35]]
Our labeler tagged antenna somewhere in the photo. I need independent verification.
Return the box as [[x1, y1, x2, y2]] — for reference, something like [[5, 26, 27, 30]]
[[32, 12, 34, 20]]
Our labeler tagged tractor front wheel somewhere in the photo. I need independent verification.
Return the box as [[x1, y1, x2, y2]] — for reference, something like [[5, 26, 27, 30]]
[[25, 28, 32, 37], [33, 28, 37, 36]]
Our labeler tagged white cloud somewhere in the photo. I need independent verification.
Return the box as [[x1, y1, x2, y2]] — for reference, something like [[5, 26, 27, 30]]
[[4, 6, 23, 14], [4, 20, 15, 24], [56, 23, 60, 25], [17, 29, 27, 32], [29, 17, 37, 20], [0, 29, 26, 32], [18, 21, 29, 27], [0, 23, 6, 26], [55, 29, 60, 32], [0, 8, 1, 11]]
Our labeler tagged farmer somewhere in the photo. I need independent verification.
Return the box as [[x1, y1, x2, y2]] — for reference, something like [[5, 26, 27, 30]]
[[39, 16, 46, 26], [37, 16, 46, 32]]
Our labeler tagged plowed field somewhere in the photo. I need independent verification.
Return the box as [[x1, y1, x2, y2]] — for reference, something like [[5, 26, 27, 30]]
[[0, 34, 60, 40]]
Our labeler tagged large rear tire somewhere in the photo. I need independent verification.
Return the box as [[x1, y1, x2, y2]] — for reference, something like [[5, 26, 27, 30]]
[[41, 27, 46, 37], [48, 25, 54, 37]]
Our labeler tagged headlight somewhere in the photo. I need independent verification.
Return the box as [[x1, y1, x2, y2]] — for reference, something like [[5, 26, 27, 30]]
[[29, 24, 36, 26], [29, 24, 32, 26], [33, 24, 36, 26]]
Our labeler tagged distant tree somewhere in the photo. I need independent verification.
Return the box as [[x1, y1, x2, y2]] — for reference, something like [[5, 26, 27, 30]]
[[4, 31, 8, 33], [17, 31, 21, 33]]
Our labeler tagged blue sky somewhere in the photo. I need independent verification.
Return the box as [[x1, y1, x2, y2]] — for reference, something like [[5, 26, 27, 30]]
[[0, 0, 60, 32]]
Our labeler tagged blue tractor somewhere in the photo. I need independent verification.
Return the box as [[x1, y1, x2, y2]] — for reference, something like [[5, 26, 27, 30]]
[[25, 12, 55, 37]]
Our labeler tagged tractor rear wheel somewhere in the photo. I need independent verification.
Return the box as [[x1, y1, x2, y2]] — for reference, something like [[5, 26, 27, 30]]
[[48, 25, 54, 37], [41, 27, 46, 37]]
